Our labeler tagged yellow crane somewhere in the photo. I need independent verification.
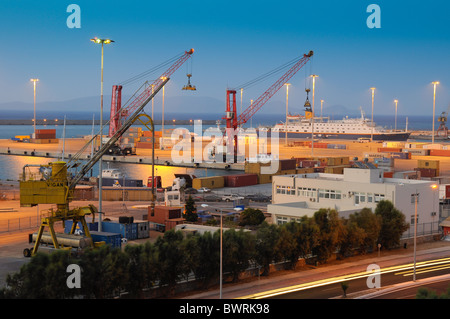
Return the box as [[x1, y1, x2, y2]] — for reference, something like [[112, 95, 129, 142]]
[[20, 48, 195, 257]]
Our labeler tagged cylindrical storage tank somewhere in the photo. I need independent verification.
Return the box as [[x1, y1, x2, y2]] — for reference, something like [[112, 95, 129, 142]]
[[32, 232, 92, 248]]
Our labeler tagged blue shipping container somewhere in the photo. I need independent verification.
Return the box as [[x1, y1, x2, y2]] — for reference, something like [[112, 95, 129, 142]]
[[101, 221, 137, 240], [90, 231, 122, 249], [64, 220, 98, 235]]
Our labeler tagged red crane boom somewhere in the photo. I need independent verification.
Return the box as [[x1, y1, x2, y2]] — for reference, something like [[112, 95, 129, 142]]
[[224, 50, 313, 158], [109, 49, 194, 136]]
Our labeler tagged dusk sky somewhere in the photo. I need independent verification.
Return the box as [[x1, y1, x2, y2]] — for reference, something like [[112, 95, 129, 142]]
[[0, 0, 448, 117]]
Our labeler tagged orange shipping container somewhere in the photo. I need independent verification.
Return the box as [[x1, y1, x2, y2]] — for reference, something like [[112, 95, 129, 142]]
[[377, 147, 402, 153], [429, 149, 450, 157]]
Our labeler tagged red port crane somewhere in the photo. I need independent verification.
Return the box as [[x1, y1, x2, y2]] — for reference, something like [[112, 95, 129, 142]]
[[109, 49, 195, 137], [224, 50, 314, 158]]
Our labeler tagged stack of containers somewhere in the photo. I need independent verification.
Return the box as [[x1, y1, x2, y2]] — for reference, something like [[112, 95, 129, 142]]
[[35, 129, 56, 139], [119, 127, 142, 150], [102, 220, 138, 240], [136, 130, 161, 149], [90, 231, 122, 249]]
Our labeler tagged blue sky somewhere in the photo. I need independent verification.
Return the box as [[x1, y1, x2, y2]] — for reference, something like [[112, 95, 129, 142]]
[[0, 0, 448, 117]]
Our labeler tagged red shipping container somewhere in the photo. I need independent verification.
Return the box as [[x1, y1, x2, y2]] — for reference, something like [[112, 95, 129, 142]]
[[223, 174, 258, 187], [446, 185, 450, 199], [414, 168, 436, 177], [383, 171, 393, 178], [279, 159, 297, 170]]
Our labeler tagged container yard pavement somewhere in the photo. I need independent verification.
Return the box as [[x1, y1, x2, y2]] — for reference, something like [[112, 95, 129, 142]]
[[3, 138, 450, 176]]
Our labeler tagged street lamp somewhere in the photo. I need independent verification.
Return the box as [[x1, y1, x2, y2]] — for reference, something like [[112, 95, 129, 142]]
[[200, 204, 243, 299], [161, 76, 167, 150], [90, 36, 114, 231], [432, 81, 440, 144], [320, 99, 324, 123], [394, 99, 398, 131], [30, 78, 39, 138], [413, 184, 438, 282], [284, 83, 291, 146], [370, 87, 376, 141], [310, 75, 318, 156]]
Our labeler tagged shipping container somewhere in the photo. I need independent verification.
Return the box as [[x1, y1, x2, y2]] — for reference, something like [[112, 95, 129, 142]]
[[417, 159, 440, 169], [135, 220, 150, 239], [429, 149, 450, 157], [192, 176, 224, 189], [279, 159, 297, 170], [390, 152, 411, 159], [101, 221, 137, 240], [377, 147, 402, 153], [414, 168, 437, 178], [402, 149, 430, 156], [296, 167, 314, 174], [383, 171, 394, 178], [423, 144, 443, 150], [64, 220, 98, 235], [90, 231, 122, 249], [257, 174, 273, 184], [101, 177, 143, 187], [223, 174, 258, 187]]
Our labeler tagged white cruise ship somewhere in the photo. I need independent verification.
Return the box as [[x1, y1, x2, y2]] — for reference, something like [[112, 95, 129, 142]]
[[271, 108, 410, 141]]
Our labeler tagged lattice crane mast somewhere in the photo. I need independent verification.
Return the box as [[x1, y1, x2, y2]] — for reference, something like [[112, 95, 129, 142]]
[[224, 50, 314, 157], [109, 49, 195, 137], [20, 49, 194, 256]]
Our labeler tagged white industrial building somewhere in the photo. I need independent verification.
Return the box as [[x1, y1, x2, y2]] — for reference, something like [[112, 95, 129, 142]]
[[268, 168, 440, 236]]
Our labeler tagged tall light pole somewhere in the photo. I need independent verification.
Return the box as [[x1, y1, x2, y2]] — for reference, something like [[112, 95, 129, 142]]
[[311, 75, 318, 156], [91, 37, 114, 231], [161, 76, 167, 149], [432, 81, 440, 144], [240, 88, 243, 128], [284, 83, 291, 146], [370, 87, 376, 141], [201, 204, 242, 299], [413, 190, 418, 282], [320, 99, 324, 122], [151, 84, 155, 121], [394, 99, 398, 131], [30, 79, 39, 138]]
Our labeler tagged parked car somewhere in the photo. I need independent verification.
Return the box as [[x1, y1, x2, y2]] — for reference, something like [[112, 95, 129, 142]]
[[184, 188, 198, 194], [197, 187, 211, 193], [203, 194, 221, 202], [221, 194, 245, 202], [245, 193, 270, 202]]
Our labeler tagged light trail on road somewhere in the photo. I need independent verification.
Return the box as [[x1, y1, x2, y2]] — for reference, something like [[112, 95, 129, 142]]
[[238, 257, 450, 299]]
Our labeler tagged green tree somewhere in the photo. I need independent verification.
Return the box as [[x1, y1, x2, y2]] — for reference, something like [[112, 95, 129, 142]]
[[255, 222, 280, 276], [349, 208, 382, 253], [238, 208, 266, 227], [338, 220, 364, 259], [222, 229, 256, 282], [312, 209, 346, 263], [188, 231, 220, 289], [274, 224, 298, 269], [375, 200, 409, 249], [183, 195, 198, 222], [154, 230, 188, 296]]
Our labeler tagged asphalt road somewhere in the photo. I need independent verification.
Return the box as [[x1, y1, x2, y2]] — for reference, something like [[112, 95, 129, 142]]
[[261, 257, 450, 299]]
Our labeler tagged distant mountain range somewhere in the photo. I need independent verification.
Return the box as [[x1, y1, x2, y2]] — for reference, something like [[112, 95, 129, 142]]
[[0, 94, 361, 121]]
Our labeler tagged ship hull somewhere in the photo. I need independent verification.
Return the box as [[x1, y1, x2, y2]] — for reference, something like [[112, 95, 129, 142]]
[[260, 130, 411, 141]]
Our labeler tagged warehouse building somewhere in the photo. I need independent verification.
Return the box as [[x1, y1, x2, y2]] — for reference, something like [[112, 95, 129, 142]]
[[268, 168, 440, 236]]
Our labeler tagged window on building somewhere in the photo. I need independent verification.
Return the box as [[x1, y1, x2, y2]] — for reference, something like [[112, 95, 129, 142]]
[[297, 187, 317, 197], [355, 192, 366, 204], [277, 216, 288, 225], [367, 193, 373, 203], [319, 189, 342, 199], [411, 193, 419, 204], [374, 193, 385, 202], [410, 215, 419, 225]]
